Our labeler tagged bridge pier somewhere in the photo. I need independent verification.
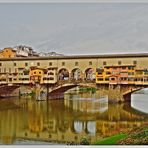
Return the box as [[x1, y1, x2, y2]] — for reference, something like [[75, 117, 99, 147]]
[[46, 84, 49, 100], [95, 85, 143, 103], [34, 84, 46, 101], [15, 83, 145, 103], [123, 94, 131, 102]]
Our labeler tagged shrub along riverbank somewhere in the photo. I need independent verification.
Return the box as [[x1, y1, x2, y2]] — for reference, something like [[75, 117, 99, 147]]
[[94, 126, 148, 145], [117, 126, 148, 145]]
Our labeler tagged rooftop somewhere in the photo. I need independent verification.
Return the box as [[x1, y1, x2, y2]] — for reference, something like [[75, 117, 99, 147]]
[[0, 53, 148, 61]]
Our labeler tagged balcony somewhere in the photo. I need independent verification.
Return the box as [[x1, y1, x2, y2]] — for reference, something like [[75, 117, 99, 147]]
[[135, 74, 144, 77], [120, 81, 128, 85], [128, 81, 135, 85], [43, 77, 57, 84], [0, 81, 7, 84], [109, 81, 118, 85], [120, 69, 128, 72], [128, 78, 135, 84], [135, 81, 143, 85], [22, 75, 29, 78], [120, 72, 128, 77], [22, 79, 30, 84]]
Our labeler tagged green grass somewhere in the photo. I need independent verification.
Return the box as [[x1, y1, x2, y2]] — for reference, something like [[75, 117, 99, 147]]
[[94, 133, 127, 145]]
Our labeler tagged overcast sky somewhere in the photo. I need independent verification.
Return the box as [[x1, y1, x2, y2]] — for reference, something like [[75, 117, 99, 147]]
[[0, 3, 148, 55]]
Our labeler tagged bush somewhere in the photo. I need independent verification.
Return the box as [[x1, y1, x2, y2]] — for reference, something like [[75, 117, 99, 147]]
[[117, 126, 148, 145], [80, 137, 90, 145]]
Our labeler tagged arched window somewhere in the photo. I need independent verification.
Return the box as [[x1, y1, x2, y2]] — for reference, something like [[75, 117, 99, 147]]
[[71, 68, 82, 81], [58, 68, 69, 80], [85, 68, 95, 81]]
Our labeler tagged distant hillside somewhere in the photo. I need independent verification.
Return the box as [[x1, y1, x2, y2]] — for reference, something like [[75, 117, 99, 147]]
[[38, 51, 64, 57]]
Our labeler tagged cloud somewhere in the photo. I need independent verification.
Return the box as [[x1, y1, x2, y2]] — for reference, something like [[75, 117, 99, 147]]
[[0, 0, 147, 3], [30, 4, 148, 54], [0, 3, 148, 55]]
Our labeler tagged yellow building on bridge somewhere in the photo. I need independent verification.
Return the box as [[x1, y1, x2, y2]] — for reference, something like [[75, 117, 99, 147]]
[[0, 53, 148, 86]]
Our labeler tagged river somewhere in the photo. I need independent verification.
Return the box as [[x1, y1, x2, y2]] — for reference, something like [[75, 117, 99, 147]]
[[0, 88, 148, 145]]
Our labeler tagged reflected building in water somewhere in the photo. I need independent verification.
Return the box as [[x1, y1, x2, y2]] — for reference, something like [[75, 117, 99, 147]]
[[0, 100, 28, 144], [0, 97, 148, 144], [64, 90, 108, 113], [28, 101, 44, 133]]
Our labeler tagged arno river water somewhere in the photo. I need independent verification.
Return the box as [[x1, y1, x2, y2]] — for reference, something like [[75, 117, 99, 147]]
[[0, 87, 148, 145]]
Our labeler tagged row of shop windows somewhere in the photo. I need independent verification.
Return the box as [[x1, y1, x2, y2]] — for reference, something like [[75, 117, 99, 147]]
[[0, 68, 55, 75], [103, 61, 137, 66], [101, 72, 135, 75], [0, 77, 55, 82], [105, 66, 135, 70], [0, 70, 146, 77], [0, 78, 30, 82], [0, 61, 92, 67], [43, 77, 54, 80], [0, 60, 138, 67], [97, 71, 148, 75], [1, 77, 148, 82], [32, 71, 55, 75], [97, 78, 148, 81]]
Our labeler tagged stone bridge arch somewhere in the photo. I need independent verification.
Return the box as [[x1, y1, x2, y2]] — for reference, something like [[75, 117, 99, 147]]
[[48, 84, 78, 99], [123, 87, 147, 102], [0, 85, 20, 97], [84, 68, 96, 81], [58, 68, 69, 81], [48, 82, 96, 99], [71, 68, 83, 81]]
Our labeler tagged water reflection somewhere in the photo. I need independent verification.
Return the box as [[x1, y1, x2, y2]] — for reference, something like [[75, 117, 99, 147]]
[[74, 121, 83, 133], [28, 101, 44, 133], [73, 121, 96, 135], [0, 100, 27, 144], [0, 94, 147, 144], [64, 90, 108, 113], [87, 121, 96, 134], [131, 94, 148, 114]]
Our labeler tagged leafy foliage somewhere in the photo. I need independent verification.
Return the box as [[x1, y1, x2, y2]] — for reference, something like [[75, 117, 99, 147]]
[[80, 137, 90, 145], [117, 126, 148, 145]]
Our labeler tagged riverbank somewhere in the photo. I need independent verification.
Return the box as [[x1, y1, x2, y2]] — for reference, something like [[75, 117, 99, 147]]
[[16, 137, 66, 145], [94, 125, 148, 145], [4, 126, 148, 145], [93, 133, 127, 145], [117, 126, 148, 145]]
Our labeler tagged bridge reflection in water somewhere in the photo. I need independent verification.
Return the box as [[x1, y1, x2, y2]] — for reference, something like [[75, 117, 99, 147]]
[[64, 89, 108, 113], [0, 93, 148, 144]]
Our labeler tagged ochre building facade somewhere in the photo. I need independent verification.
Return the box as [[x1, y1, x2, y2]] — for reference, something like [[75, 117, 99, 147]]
[[0, 53, 148, 86]]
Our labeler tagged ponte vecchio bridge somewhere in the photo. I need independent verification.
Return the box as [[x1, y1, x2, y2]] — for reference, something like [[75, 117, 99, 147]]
[[0, 53, 148, 102]]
